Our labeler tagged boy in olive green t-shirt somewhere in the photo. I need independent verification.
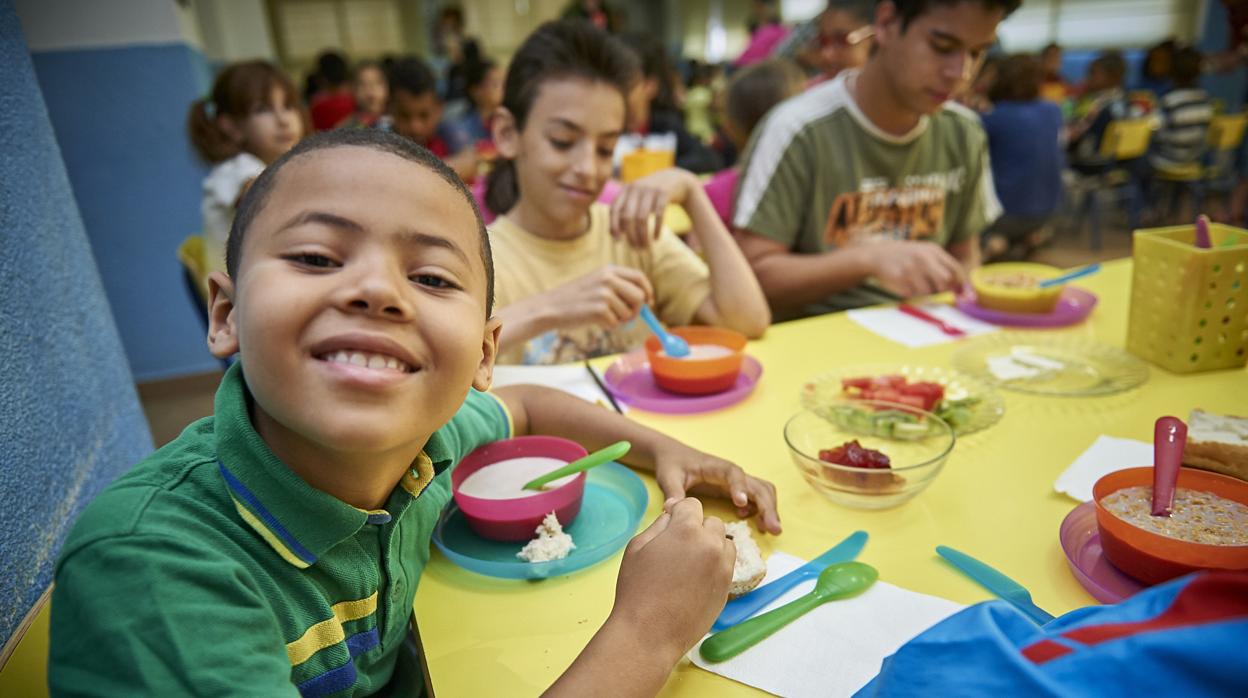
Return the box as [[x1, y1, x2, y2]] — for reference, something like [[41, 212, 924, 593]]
[[49, 129, 781, 697], [734, 0, 1018, 320]]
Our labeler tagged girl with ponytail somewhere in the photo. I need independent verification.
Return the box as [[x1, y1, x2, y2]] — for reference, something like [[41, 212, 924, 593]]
[[187, 60, 306, 273]]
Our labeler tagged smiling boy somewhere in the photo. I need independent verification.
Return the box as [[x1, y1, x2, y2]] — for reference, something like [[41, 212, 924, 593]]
[[49, 129, 779, 697], [734, 0, 1018, 320]]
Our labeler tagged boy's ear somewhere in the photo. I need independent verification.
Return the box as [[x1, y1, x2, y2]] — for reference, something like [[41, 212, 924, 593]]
[[206, 271, 240, 359], [493, 107, 519, 159], [874, 0, 901, 44], [472, 315, 502, 392]]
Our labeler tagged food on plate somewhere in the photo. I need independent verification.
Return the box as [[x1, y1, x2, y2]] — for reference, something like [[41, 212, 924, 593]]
[[724, 521, 766, 597], [661, 343, 735, 360], [457, 456, 578, 499], [818, 440, 906, 492], [1184, 409, 1248, 483], [516, 512, 576, 562], [839, 374, 977, 429], [1100, 485, 1248, 546], [979, 272, 1041, 289]]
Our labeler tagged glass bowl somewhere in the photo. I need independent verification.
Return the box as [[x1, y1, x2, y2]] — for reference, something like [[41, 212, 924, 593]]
[[784, 399, 956, 510]]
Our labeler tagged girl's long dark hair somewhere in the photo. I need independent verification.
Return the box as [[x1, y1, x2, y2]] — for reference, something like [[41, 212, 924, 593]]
[[484, 19, 639, 215]]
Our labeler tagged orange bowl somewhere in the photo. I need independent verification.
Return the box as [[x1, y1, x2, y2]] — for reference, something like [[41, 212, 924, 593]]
[[644, 326, 746, 395], [1093, 466, 1248, 585]]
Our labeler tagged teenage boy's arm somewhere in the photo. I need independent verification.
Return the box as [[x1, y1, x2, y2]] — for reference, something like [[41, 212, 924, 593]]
[[494, 384, 781, 532], [735, 230, 967, 315]]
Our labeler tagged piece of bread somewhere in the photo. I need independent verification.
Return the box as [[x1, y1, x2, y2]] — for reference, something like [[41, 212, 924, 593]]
[[725, 521, 766, 598], [1184, 409, 1248, 482]]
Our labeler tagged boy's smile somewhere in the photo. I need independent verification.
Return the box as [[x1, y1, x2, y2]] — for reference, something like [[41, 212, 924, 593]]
[[207, 146, 498, 498]]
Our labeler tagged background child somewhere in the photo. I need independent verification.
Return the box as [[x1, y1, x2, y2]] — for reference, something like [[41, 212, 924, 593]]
[[444, 55, 504, 156], [703, 58, 806, 228], [307, 50, 355, 131], [49, 128, 781, 696], [336, 60, 389, 129], [386, 56, 478, 181], [484, 20, 770, 365], [187, 59, 305, 275]]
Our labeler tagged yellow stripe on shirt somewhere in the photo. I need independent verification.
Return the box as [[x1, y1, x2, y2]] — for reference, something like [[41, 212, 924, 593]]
[[232, 500, 311, 569], [286, 592, 380, 666]]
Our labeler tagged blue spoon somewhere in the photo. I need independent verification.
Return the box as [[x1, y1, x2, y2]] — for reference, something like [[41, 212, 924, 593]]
[[713, 530, 868, 631], [1037, 262, 1101, 289], [639, 304, 690, 357]]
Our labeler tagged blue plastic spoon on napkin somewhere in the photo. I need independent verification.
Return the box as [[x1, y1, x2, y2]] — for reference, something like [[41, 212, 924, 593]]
[[712, 530, 868, 631], [935, 545, 1055, 625]]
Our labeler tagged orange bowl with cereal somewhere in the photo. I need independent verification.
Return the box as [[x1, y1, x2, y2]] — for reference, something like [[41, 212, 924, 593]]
[[970, 263, 1064, 314], [644, 326, 747, 395], [1093, 466, 1248, 585]]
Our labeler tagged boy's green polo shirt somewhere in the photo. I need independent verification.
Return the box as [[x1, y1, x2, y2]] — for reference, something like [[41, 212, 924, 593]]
[[49, 362, 511, 697]]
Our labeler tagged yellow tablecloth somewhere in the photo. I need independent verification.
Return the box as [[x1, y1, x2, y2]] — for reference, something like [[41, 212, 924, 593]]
[[415, 259, 1247, 696]]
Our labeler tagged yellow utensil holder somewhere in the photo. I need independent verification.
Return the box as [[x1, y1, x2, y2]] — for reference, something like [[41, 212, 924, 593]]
[[1127, 224, 1248, 373]]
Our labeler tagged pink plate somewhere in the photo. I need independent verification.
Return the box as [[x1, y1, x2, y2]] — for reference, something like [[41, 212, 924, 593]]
[[602, 351, 762, 414], [956, 287, 1098, 328], [1059, 501, 1146, 603]]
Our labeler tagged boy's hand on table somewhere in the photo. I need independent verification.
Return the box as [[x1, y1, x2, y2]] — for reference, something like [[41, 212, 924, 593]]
[[548, 265, 654, 329], [610, 497, 735, 660], [610, 167, 698, 250], [859, 239, 967, 298], [653, 446, 782, 534]]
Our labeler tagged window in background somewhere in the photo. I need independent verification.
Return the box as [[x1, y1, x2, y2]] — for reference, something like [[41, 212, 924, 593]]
[[269, 0, 408, 68], [997, 0, 1204, 51]]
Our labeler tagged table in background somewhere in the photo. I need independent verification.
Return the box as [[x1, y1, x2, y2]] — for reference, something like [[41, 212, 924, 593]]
[[416, 259, 1247, 696]]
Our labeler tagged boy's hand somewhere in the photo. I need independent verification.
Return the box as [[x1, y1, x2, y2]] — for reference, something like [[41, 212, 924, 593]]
[[609, 498, 735, 661], [610, 168, 699, 250], [549, 265, 654, 329], [861, 240, 967, 298], [653, 446, 782, 534]]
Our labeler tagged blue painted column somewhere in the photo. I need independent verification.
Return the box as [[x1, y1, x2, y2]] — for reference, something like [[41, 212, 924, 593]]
[[16, 0, 220, 381], [0, 0, 153, 644]]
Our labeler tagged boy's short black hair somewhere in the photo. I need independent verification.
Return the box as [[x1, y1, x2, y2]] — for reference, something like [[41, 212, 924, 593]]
[[225, 128, 495, 316], [387, 56, 438, 99], [888, 0, 1022, 29], [1171, 46, 1203, 87]]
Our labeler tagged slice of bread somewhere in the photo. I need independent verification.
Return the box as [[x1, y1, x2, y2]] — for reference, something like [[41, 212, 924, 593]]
[[1184, 409, 1248, 482], [725, 521, 766, 598]]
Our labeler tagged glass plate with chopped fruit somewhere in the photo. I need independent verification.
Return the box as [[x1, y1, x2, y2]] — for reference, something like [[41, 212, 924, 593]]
[[800, 365, 1006, 436]]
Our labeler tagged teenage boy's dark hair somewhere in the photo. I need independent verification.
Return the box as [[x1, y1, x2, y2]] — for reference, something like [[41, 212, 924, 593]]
[[988, 53, 1040, 102], [387, 56, 439, 99], [226, 128, 495, 316], [889, 0, 1022, 30]]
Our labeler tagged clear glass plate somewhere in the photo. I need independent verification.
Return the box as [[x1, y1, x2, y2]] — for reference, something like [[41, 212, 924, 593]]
[[800, 364, 1005, 436], [952, 333, 1150, 397]]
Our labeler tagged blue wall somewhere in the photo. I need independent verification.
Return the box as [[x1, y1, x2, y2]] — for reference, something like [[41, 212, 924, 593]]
[[0, 0, 154, 643], [1198, 0, 1247, 110], [30, 43, 219, 381]]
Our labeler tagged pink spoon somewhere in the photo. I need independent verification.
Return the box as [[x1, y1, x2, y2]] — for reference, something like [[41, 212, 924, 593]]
[[1194, 215, 1212, 249], [1151, 416, 1187, 517]]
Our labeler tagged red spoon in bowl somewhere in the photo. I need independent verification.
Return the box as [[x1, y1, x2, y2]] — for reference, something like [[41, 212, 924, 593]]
[[1151, 416, 1188, 517]]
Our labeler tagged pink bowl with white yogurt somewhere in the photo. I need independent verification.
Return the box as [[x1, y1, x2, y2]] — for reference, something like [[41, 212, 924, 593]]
[[452, 436, 588, 542]]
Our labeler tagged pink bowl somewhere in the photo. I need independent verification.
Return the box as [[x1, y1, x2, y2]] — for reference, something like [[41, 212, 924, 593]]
[[451, 436, 588, 542]]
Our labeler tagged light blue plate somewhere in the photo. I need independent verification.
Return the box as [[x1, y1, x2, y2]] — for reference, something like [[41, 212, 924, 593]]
[[432, 461, 648, 580]]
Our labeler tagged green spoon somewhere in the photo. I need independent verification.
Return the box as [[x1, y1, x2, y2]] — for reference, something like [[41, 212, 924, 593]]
[[521, 440, 631, 491], [699, 561, 879, 663]]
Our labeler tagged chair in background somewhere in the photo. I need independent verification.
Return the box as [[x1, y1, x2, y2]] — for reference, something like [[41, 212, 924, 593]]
[[1068, 117, 1154, 249], [1152, 113, 1247, 221]]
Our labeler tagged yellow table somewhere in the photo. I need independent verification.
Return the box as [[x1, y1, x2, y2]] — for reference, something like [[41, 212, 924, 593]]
[[415, 259, 1247, 696]]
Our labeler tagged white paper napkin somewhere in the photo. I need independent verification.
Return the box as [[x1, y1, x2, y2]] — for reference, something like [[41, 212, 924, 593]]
[[490, 363, 627, 413], [846, 304, 998, 348], [689, 552, 964, 698], [1054, 435, 1153, 502]]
